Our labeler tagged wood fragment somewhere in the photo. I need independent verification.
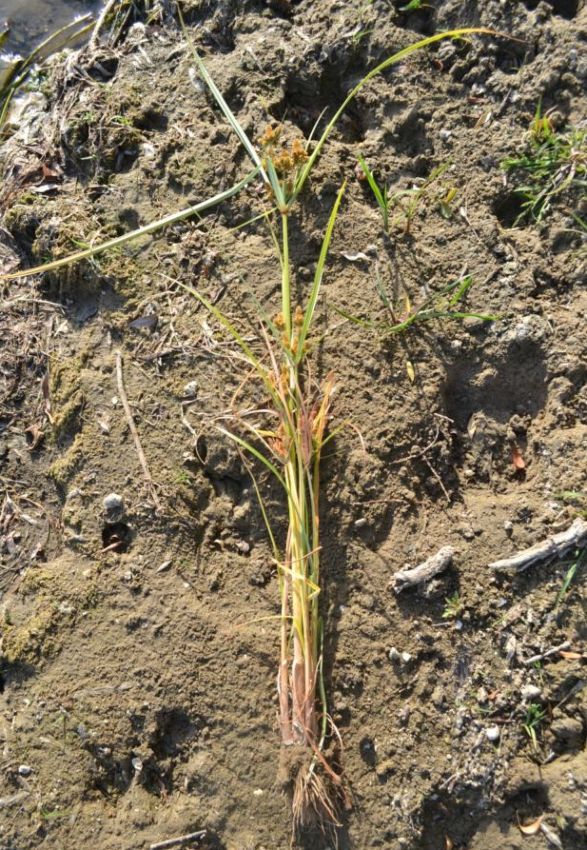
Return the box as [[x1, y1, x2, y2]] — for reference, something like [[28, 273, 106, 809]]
[[540, 821, 563, 850], [115, 352, 161, 511], [488, 518, 587, 572], [393, 546, 455, 592], [523, 641, 571, 666], [149, 831, 206, 850]]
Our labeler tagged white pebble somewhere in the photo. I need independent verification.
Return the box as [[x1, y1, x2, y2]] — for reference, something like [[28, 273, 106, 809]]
[[486, 726, 500, 743], [521, 684, 542, 701]]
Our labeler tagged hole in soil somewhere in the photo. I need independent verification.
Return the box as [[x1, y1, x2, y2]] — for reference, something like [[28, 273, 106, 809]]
[[359, 736, 376, 767], [495, 45, 528, 75], [134, 108, 169, 133], [396, 7, 435, 36], [0, 672, 5, 693], [118, 207, 140, 231], [493, 193, 526, 228], [87, 56, 119, 81], [552, 229, 579, 253], [523, 0, 579, 19], [150, 708, 198, 759], [101, 522, 131, 553], [114, 148, 139, 173], [266, 0, 296, 18]]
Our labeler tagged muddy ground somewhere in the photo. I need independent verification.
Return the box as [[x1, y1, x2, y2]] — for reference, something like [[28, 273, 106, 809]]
[[0, 1, 586, 849]]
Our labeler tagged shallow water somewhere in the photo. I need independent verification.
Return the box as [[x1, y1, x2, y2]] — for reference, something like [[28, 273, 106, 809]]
[[1, 0, 100, 56]]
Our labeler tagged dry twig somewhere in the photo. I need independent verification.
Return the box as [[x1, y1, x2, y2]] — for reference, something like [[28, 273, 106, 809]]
[[115, 351, 161, 510], [392, 546, 455, 592], [149, 831, 206, 850], [488, 518, 587, 572]]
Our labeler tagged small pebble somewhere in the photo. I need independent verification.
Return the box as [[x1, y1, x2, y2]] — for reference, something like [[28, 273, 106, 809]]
[[103, 493, 124, 514], [354, 517, 368, 528], [183, 380, 199, 398], [18, 765, 32, 776], [486, 726, 500, 743], [399, 706, 410, 726], [521, 684, 542, 701]]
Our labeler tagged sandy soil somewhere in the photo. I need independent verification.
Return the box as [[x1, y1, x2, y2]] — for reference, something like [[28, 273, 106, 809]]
[[0, 2, 586, 849]]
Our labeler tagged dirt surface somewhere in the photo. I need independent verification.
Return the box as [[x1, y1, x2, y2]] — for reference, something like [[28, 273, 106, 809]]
[[1, 2, 586, 849]]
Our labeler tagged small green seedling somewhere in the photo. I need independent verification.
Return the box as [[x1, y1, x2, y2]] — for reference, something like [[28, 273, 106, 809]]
[[555, 548, 585, 608], [554, 490, 587, 514], [174, 469, 191, 486], [357, 155, 390, 232], [439, 185, 458, 219], [442, 592, 463, 619], [502, 104, 587, 225], [357, 159, 456, 234], [399, 0, 431, 11], [523, 702, 545, 752], [338, 272, 496, 338]]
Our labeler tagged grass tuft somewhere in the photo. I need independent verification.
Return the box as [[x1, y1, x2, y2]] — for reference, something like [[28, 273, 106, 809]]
[[502, 105, 587, 225]]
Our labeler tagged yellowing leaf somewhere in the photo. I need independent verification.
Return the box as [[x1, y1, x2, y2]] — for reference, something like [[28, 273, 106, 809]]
[[406, 360, 415, 382]]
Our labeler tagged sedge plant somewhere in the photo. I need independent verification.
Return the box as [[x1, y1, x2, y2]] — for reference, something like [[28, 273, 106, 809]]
[[1, 23, 494, 832]]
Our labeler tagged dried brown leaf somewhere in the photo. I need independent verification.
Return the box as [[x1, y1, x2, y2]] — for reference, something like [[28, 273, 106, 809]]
[[511, 444, 526, 470], [519, 815, 543, 835]]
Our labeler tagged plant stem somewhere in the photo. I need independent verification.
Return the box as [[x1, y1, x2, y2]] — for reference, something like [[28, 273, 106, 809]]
[[281, 213, 292, 341]]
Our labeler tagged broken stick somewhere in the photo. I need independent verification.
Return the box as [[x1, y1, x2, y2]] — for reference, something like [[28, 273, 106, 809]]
[[523, 641, 571, 667], [115, 351, 161, 511], [488, 517, 587, 572], [149, 831, 206, 850], [392, 546, 455, 593]]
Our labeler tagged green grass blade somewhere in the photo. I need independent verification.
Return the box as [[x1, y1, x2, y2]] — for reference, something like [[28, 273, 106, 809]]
[[1, 15, 94, 128], [180, 282, 286, 413], [178, 6, 268, 185], [447, 274, 473, 306], [239, 453, 281, 562], [218, 427, 287, 490], [357, 154, 388, 229], [265, 157, 286, 208], [357, 155, 384, 208], [331, 305, 373, 328], [374, 266, 391, 309], [292, 28, 493, 203], [0, 170, 258, 281], [297, 181, 346, 359]]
